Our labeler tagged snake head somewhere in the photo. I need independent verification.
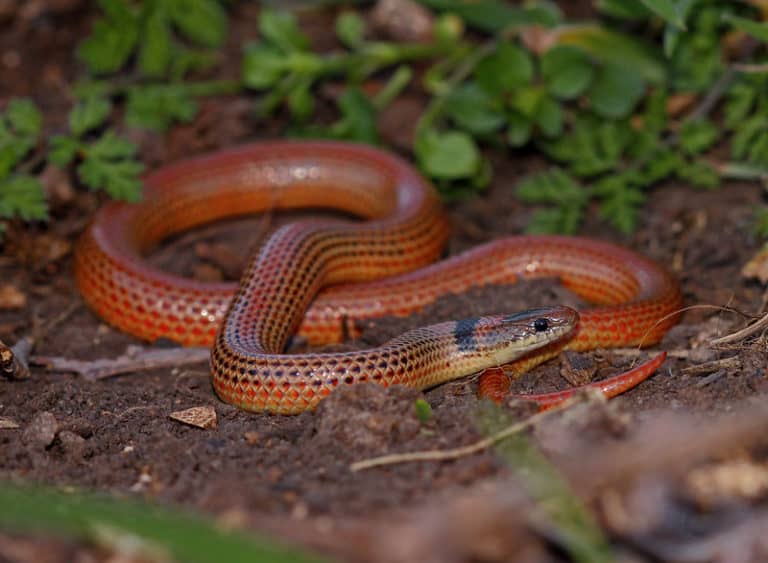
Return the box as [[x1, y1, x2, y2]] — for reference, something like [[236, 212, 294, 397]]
[[457, 305, 578, 366]]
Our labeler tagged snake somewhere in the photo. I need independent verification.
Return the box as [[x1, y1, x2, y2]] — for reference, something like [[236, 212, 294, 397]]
[[74, 141, 683, 415]]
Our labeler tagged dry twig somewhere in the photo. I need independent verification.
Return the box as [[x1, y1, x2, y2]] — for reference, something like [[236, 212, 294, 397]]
[[31, 345, 210, 380]]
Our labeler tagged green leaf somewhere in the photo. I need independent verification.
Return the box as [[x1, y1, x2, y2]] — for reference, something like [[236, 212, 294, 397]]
[[677, 159, 719, 189], [517, 167, 588, 206], [416, 129, 481, 180], [679, 119, 719, 155], [535, 95, 563, 138], [506, 113, 532, 147], [541, 46, 594, 100], [635, 148, 682, 184], [557, 24, 666, 84], [540, 116, 631, 177], [475, 43, 533, 96], [414, 399, 433, 423], [0, 483, 329, 563], [337, 88, 378, 144], [732, 116, 767, 161], [258, 10, 309, 53], [662, 0, 696, 56], [139, 4, 172, 78], [509, 85, 543, 119], [639, 0, 685, 28], [595, 0, 652, 20], [0, 99, 41, 176], [594, 176, 645, 233], [287, 79, 314, 122], [588, 63, 645, 118], [79, 131, 144, 201], [169, 0, 227, 48], [414, 0, 560, 33], [725, 14, 768, 43], [335, 11, 366, 48], [527, 207, 584, 234], [69, 97, 112, 137], [124, 86, 197, 131], [444, 83, 505, 135], [242, 44, 286, 90], [0, 175, 48, 221], [6, 98, 42, 137], [77, 2, 139, 74], [724, 81, 757, 130], [49, 136, 81, 166]]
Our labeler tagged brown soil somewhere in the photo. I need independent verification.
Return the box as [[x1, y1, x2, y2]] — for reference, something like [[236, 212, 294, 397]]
[[2, 3, 768, 563]]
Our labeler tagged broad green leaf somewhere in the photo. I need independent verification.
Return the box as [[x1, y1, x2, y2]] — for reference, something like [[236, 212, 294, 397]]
[[242, 44, 286, 89], [139, 4, 172, 77], [557, 24, 666, 84], [0, 483, 329, 563], [475, 43, 533, 96], [69, 97, 112, 137], [725, 14, 768, 43], [77, 13, 139, 74], [639, 0, 685, 28], [169, 0, 227, 48], [444, 83, 505, 135], [414, 0, 560, 33], [588, 63, 645, 118], [337, 88, 378, 144], [416, 129, 480, 179], [506, 113, 532, 147], [541, 46, 594, 100], [287, 79, 314, 122], [258, 10, 309, 53], [535, 95, 563, 138], [595, 0, 652, 20], [335, 11, 366, 48]]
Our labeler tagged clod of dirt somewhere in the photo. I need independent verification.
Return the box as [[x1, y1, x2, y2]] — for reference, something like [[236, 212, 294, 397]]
[[560, 350, 597, 386], [311, 383, 424, 455], [21, 411, 58, 449], [56, 430, 87, 461]]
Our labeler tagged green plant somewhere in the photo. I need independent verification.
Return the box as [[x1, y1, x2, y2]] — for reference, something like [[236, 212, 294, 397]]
[[3, 0, 768, 238], [0, 482, 327, 563]]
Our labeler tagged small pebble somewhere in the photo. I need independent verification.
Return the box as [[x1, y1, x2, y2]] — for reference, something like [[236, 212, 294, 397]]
[[22, 411, 58, 449]]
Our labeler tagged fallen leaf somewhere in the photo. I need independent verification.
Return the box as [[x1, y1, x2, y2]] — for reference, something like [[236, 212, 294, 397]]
[[0, 284, 26, 310], [0, 417, 20, 429], [169, 406, 217, 429]]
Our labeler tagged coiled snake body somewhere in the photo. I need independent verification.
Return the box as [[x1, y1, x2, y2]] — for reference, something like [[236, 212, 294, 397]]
[[75, 141, 682, 414]]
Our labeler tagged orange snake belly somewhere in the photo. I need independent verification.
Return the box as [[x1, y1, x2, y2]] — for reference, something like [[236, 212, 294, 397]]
[[74, 141, 683, 414]]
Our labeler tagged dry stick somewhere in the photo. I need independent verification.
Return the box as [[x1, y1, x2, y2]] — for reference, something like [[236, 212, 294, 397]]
[[710, 310, 768, 346], [31, 346, 210, 380], [350, 393, 589, 472]]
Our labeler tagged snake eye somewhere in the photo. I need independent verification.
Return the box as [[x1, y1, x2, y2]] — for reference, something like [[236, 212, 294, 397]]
[[533, 318, 549, 332]]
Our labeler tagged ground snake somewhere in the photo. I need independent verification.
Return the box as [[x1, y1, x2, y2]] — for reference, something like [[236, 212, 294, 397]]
[[75, 141, 682, 414]]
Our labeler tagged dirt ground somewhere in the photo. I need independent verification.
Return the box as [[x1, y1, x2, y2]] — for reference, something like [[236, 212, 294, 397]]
[[3, 3, 768, 563]]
